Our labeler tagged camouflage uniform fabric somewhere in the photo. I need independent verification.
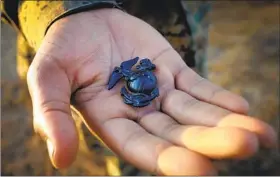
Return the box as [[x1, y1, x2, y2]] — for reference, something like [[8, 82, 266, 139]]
[[181, 1, 211, 78], [1, 0, 210, 175]]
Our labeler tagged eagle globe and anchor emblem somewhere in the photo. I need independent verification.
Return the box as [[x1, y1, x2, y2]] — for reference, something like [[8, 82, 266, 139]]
[[107, 57, 159, 107]]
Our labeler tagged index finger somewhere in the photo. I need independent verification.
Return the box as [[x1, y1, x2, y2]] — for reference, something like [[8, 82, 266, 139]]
[[175, 66, 249, 114], [148, 48, 250, 114]]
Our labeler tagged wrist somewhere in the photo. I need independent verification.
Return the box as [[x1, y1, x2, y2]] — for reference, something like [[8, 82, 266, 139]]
[[18, 1, 122, 51]]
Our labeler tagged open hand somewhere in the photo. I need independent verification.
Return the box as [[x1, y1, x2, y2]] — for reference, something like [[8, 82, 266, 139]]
[[27, 9, 277, 175]]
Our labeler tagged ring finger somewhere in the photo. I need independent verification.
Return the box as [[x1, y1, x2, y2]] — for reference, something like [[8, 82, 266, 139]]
[[138, 111, 259, 159]]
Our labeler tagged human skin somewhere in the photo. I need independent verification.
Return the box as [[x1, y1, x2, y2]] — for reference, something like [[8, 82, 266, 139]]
[[27, 8, 277, 175]]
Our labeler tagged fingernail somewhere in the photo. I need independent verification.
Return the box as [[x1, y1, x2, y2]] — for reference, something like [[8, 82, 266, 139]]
[[46, 139, 55, 163]]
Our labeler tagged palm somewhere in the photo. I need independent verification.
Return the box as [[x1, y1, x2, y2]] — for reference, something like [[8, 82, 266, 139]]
[[28, 9, 277, 175]]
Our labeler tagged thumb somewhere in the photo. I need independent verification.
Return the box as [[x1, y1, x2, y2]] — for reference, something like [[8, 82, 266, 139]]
[[27, 52, 79, 169]]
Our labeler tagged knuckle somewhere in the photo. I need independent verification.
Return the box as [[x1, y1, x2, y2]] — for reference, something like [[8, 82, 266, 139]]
[[39, 100, 70, 116], [161, 90, 177, 111]]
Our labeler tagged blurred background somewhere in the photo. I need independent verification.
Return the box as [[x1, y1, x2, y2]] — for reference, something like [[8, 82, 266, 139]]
[[1, 1, 279, 175]]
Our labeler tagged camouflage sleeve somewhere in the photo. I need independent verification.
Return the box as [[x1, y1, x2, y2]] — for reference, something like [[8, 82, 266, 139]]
[[181, 1, 212, 78], [1, 0, 122, 50]]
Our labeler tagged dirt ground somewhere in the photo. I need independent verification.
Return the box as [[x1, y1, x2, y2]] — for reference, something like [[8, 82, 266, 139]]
[[1, 1, 279, 175]]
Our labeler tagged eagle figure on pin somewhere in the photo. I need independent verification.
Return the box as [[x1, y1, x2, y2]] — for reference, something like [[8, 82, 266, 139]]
[[107, 57, 159, 107]]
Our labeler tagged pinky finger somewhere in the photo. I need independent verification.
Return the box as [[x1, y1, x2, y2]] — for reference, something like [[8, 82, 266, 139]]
[[92, 118, 217, 176]]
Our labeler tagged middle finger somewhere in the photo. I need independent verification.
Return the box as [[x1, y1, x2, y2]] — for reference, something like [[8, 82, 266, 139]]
[[161, 89, 277, 148]]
